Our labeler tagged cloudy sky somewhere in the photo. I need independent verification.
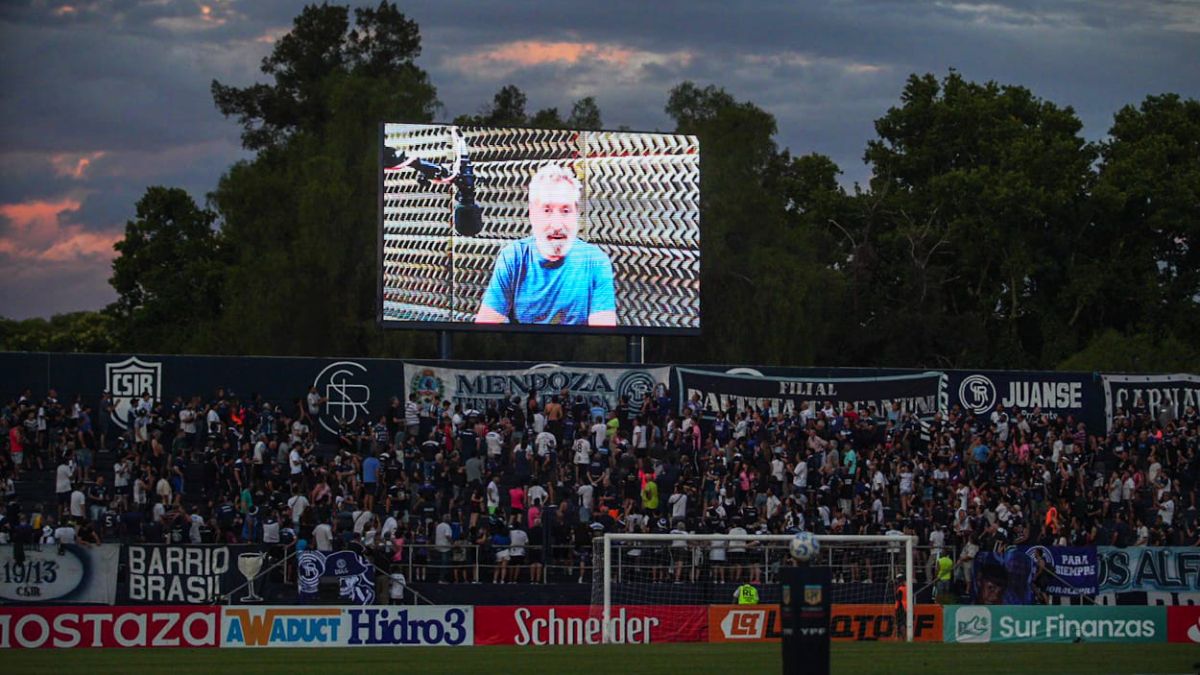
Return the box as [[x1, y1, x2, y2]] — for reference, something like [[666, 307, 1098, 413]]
[[1, 0, 1197, 320]]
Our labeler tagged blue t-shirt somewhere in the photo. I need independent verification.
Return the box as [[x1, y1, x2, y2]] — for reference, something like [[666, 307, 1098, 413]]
[[481, 237, 615, 325], [362, 456, 380, 484]]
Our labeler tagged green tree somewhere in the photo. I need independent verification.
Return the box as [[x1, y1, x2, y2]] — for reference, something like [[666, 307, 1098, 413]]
[[832, 72, 1096, 368], [651, 82, 846, 365], [209, 2, 439, 356], [108, 187, 226, 351], [1074, 94, 1200, 370], [0, 312, 119, 353]]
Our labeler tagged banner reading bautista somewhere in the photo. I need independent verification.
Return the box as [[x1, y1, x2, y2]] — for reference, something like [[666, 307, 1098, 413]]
[[675, 368, 946, 418]]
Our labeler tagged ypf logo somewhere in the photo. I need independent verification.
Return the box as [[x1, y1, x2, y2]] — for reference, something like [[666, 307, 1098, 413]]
[[958, 374, 997, 415], [313, 361, 371, 434], [954, 606, 992, 643], [721, 609, 765, 639], [105, 356, 162, 429], [616, 371, 657, 410]]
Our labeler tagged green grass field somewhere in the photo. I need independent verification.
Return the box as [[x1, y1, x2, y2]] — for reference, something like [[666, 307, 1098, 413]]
[[5, 643, 1199, 674]]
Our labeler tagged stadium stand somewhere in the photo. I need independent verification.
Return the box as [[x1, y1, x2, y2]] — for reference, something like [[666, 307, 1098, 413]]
[[2, 381, 1197, 602]]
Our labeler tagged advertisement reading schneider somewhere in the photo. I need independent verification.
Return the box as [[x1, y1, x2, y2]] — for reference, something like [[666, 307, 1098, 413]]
[[379, 123, 700, 334]]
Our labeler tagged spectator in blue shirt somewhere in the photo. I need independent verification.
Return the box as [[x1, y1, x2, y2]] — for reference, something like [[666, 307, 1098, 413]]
[[475, 164, 616, 326]]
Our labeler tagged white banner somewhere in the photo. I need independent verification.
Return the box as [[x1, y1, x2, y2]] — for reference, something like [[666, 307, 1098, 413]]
[[403, 362, 670, 414], [1102, 373, 1200, 431], [0, 544, 119, 605], [220, 605, 473, 647]]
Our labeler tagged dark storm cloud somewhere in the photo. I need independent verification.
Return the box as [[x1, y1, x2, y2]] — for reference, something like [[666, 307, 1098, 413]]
[[0, 0, 1197, 319]]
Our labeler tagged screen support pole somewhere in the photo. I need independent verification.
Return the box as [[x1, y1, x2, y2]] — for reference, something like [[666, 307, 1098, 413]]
[[625, 335, 644, 364], [438, 331, 453, 360]]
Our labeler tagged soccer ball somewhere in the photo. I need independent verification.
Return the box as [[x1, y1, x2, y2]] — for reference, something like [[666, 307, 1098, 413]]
[[789, 531, 819, 562]]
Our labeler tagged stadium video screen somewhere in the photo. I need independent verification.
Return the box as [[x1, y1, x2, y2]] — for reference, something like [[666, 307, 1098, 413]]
[[378, 123, 700, 334]]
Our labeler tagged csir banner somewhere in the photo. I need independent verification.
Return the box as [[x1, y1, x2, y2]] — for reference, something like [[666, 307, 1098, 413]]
[[220, 606, 472, 647], [404, 361, 670, 414], [708, 604, 943, 643], [944, 605, 1166, 644], [0, 606, 220, 648], [0, 544, 119, 605], [473, 605, 706, 645], [1101, 373, 1200, 431], [675, 368, 946, 419], [1098, 546, 1200, 594]]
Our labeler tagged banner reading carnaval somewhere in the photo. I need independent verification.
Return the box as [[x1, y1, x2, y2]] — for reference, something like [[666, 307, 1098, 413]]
[[674, 368, 947, 418], [1101, 373, 1200, 432], [404, 362, 671, 414]]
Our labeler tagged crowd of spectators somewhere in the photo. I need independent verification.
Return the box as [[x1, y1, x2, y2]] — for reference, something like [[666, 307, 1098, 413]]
[[2, 381, 1198, 594]]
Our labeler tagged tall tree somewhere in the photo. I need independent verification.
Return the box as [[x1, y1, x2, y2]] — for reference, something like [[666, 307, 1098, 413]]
[[208, 2, 439, 356], [834, 72, 1095, 368], [108, 187, 226, 351]]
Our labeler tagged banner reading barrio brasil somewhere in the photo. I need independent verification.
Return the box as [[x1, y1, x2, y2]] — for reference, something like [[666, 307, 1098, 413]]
[[675, 369, 946, 418], [405, 362, 670, 414]]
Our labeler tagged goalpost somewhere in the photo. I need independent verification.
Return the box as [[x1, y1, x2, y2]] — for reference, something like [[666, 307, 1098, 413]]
[[592, 533, 915, 643]]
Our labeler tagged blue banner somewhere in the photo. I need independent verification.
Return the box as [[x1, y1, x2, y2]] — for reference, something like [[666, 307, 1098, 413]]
[[972, 549, 1035, 605], [297, 551, 375, 605], [1098, 547, 1200, 593], [1017, 546, 1098, 596]]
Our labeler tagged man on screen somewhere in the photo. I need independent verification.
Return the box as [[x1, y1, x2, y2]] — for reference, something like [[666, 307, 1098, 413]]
[[475, 164, 616, 326]]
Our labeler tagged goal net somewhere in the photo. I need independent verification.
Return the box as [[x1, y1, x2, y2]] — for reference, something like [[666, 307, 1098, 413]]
[[590, 533, 915, 643]]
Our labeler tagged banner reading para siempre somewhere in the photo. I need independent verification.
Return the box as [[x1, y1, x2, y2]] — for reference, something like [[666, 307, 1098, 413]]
[[675, 369, 946, 418], [1098, 547, 1200, 593], [404, 362, 671, 414], [0, 544, 119, 605], [1017, 546, 1098, 596], [944, 605, 1166, 644]]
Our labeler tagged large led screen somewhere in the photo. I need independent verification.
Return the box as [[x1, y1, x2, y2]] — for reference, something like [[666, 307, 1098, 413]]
[[378, 123, 700, 333]]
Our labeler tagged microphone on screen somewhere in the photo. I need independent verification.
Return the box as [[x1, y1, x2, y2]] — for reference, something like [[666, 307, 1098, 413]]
[[383, 128, 484, 237]]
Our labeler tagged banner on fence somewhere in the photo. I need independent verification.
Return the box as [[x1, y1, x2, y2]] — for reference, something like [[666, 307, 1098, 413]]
[[123, 544, 276, 604], [1017, 546, 1098, 596], [0, 606, 219, 648], [403, 362, 671, 414], [1102, 373, 1200, 431], [674, 368, 946, 418], [297, 550, 375, 605], [1167, 606, 1200, 643], [1098, 547, 1200, 594], [707, 604, 942, 643], [473, 605, 706, 645], [220, 605, 472, 647], [0, 544, 119, 605], [944, 605, 1165, 643], [971, 549, 1035, 605], [947, 371, 1101, 430]]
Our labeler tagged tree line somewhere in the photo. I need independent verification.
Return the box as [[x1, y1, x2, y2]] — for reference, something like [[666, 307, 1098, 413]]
[[2, 2, 1197, 372]]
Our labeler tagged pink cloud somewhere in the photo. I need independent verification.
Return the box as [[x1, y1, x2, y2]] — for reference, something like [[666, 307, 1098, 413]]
[[449, 40, 694, 74], [50, 151, 107, 179], [0, 197, 120, 264]]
